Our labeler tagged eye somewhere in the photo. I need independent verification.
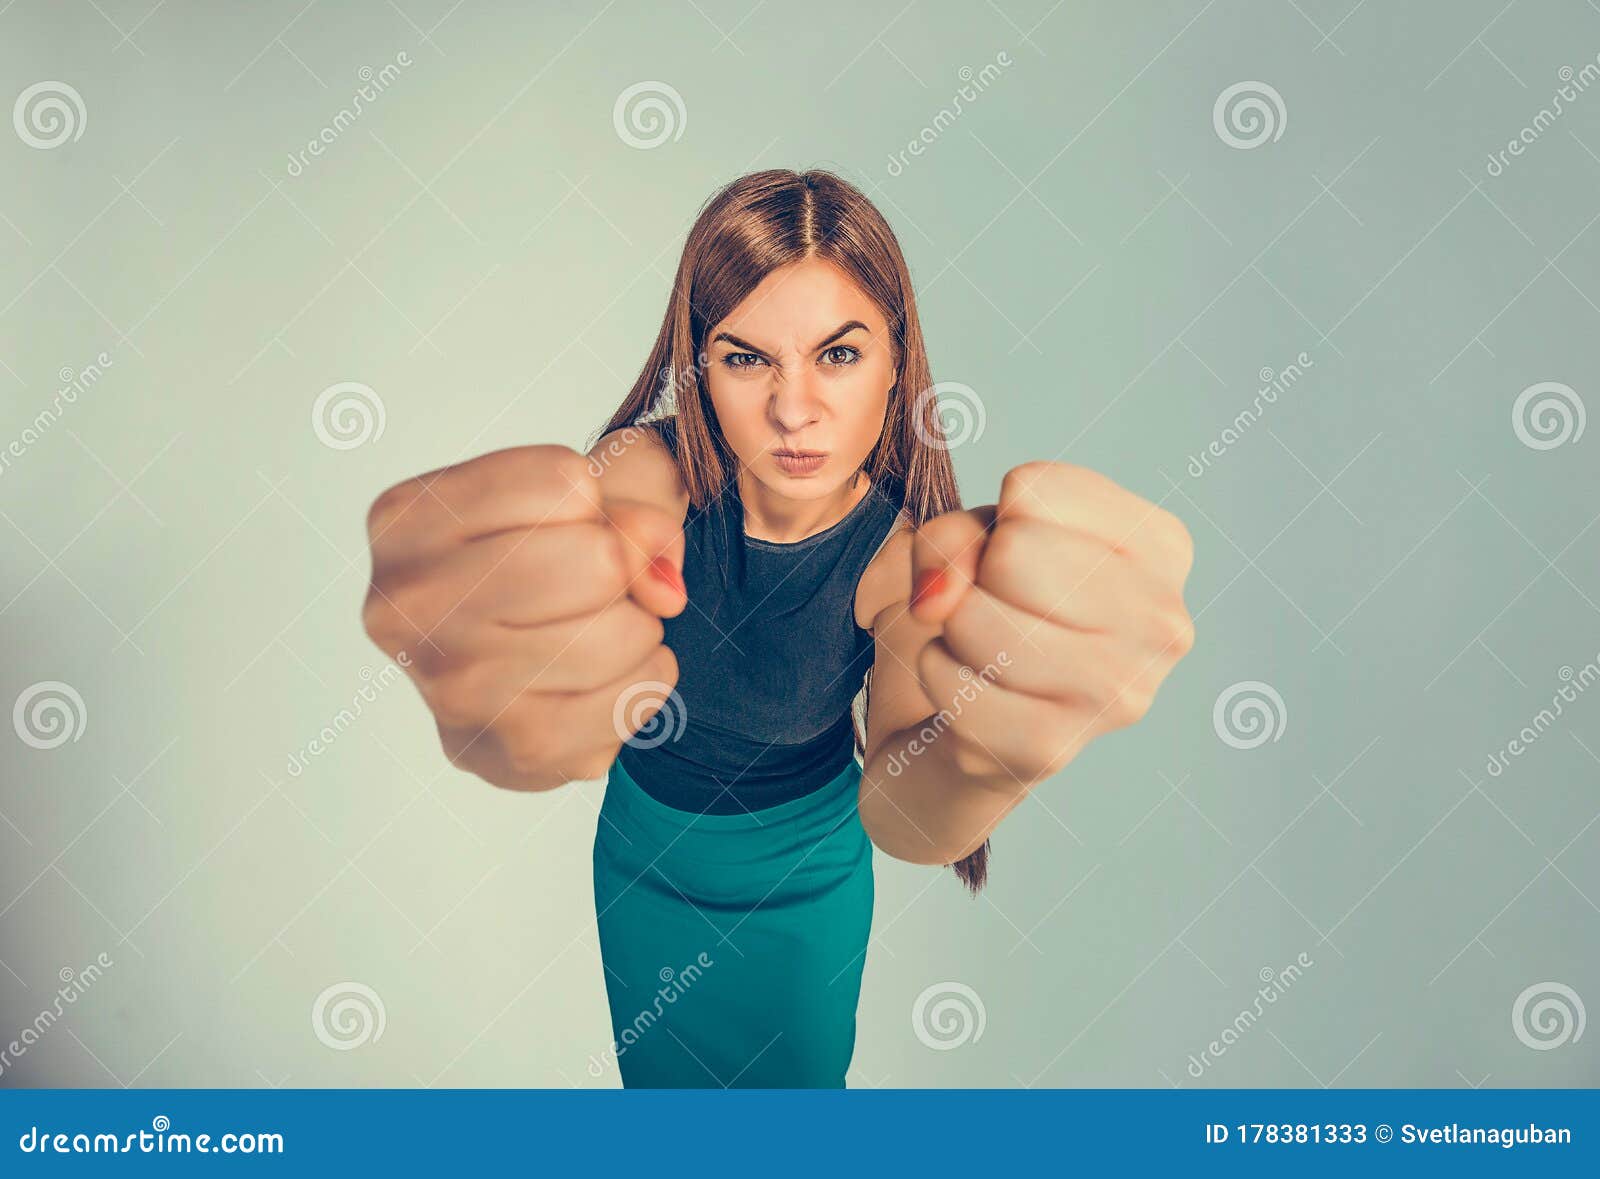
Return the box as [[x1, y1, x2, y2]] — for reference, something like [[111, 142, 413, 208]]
[[722, 351, 766, 371], [821, 344, 861, 366]]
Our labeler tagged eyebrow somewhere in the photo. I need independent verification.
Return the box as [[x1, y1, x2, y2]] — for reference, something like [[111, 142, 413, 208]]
[[711, 320, 869, 358]]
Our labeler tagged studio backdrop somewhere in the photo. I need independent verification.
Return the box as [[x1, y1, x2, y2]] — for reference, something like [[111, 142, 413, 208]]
[[2, 0, 1597, 1088]]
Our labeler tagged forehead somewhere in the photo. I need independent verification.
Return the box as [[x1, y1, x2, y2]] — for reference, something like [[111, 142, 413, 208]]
[[714, 258, 885, 343]]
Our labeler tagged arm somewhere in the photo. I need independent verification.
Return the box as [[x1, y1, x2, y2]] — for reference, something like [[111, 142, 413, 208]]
[[857, 522, 1025, 864], [858, 462, 1196, 866]]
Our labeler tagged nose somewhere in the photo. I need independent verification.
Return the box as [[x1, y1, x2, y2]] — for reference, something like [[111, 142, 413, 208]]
[[768, 368, 822, 436]]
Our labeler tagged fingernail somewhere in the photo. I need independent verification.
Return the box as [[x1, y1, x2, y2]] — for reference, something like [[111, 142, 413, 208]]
[[648, 556, 685, 595], [911, 567, 946, 608]]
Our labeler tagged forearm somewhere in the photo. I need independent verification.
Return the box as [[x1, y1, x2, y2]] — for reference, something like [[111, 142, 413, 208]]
[[857, 719, 1040, 865]]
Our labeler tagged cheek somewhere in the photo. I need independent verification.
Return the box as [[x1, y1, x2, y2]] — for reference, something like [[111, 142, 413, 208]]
[[706, 380, 769, 448], [835, 362, 893, 436]]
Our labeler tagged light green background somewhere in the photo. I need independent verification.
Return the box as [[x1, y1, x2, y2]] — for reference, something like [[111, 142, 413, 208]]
[[2, 0, 1597, 1088]]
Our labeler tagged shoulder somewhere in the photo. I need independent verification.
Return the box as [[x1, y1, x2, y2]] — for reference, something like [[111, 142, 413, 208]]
[[587, 418, 689, 521], [853, 508, 915, 630]]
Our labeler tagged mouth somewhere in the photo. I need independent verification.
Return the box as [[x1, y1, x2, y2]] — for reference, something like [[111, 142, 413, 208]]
[[772, 449, 828, 476]]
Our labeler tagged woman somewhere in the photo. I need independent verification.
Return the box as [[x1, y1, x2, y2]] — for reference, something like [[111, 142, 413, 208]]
[[361, 169, 1195, 1088]]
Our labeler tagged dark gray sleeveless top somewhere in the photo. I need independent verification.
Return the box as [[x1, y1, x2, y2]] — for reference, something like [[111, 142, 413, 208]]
[[616, 417, 906, 814]]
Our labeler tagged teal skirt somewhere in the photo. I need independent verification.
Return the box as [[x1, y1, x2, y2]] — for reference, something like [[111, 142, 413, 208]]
[[591, 755, 874, 1088]]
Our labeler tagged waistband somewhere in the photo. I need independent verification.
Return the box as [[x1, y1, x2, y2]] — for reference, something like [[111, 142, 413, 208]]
[[600, 753, 864, 865]]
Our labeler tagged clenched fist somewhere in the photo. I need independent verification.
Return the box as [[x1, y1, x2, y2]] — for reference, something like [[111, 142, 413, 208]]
[[361, 444, 687, 790], [907, 460, 1195, 783]]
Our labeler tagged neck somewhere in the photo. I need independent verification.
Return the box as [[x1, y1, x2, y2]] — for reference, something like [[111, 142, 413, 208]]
[[738, 466, 871, 544]]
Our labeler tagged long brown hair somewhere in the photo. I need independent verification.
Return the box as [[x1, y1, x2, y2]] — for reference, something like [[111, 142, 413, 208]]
[[594, 168, 989, 892]]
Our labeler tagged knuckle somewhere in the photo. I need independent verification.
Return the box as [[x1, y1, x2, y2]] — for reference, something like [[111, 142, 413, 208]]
[[616, 606, 667, 662], [360, 587, 405, 648], [498, 720, 555, 778], [382, 575, 443, 636], [646, 641, 680, 688], [1168, 610, 1196, 656], [422, 670, 487, 730], [367, 480, 418, 538], [1003, 459, 1067, 491], [1155, 509, 1194, 558], [949, 737, 999, 778], [599, 529, 632, 595], [979, 521, 1027, 583], [438, 723, 486, 771], [565, 746, 619, 782], [539, 445, 600, 502], [1042, 745, 1079, 779], [1147, 601, 1194, 656], [1109, 683, 1153, 726]]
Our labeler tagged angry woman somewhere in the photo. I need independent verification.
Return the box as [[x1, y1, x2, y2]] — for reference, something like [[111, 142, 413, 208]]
[[360, 169, 1195, 1088]]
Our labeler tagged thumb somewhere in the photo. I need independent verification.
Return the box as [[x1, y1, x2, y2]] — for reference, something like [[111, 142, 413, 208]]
[[908, 505, 995, 626], [601, 496, 688, 619]]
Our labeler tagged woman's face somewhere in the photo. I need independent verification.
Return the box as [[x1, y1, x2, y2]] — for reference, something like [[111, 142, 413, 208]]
[[703, 258, 895, 503]]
